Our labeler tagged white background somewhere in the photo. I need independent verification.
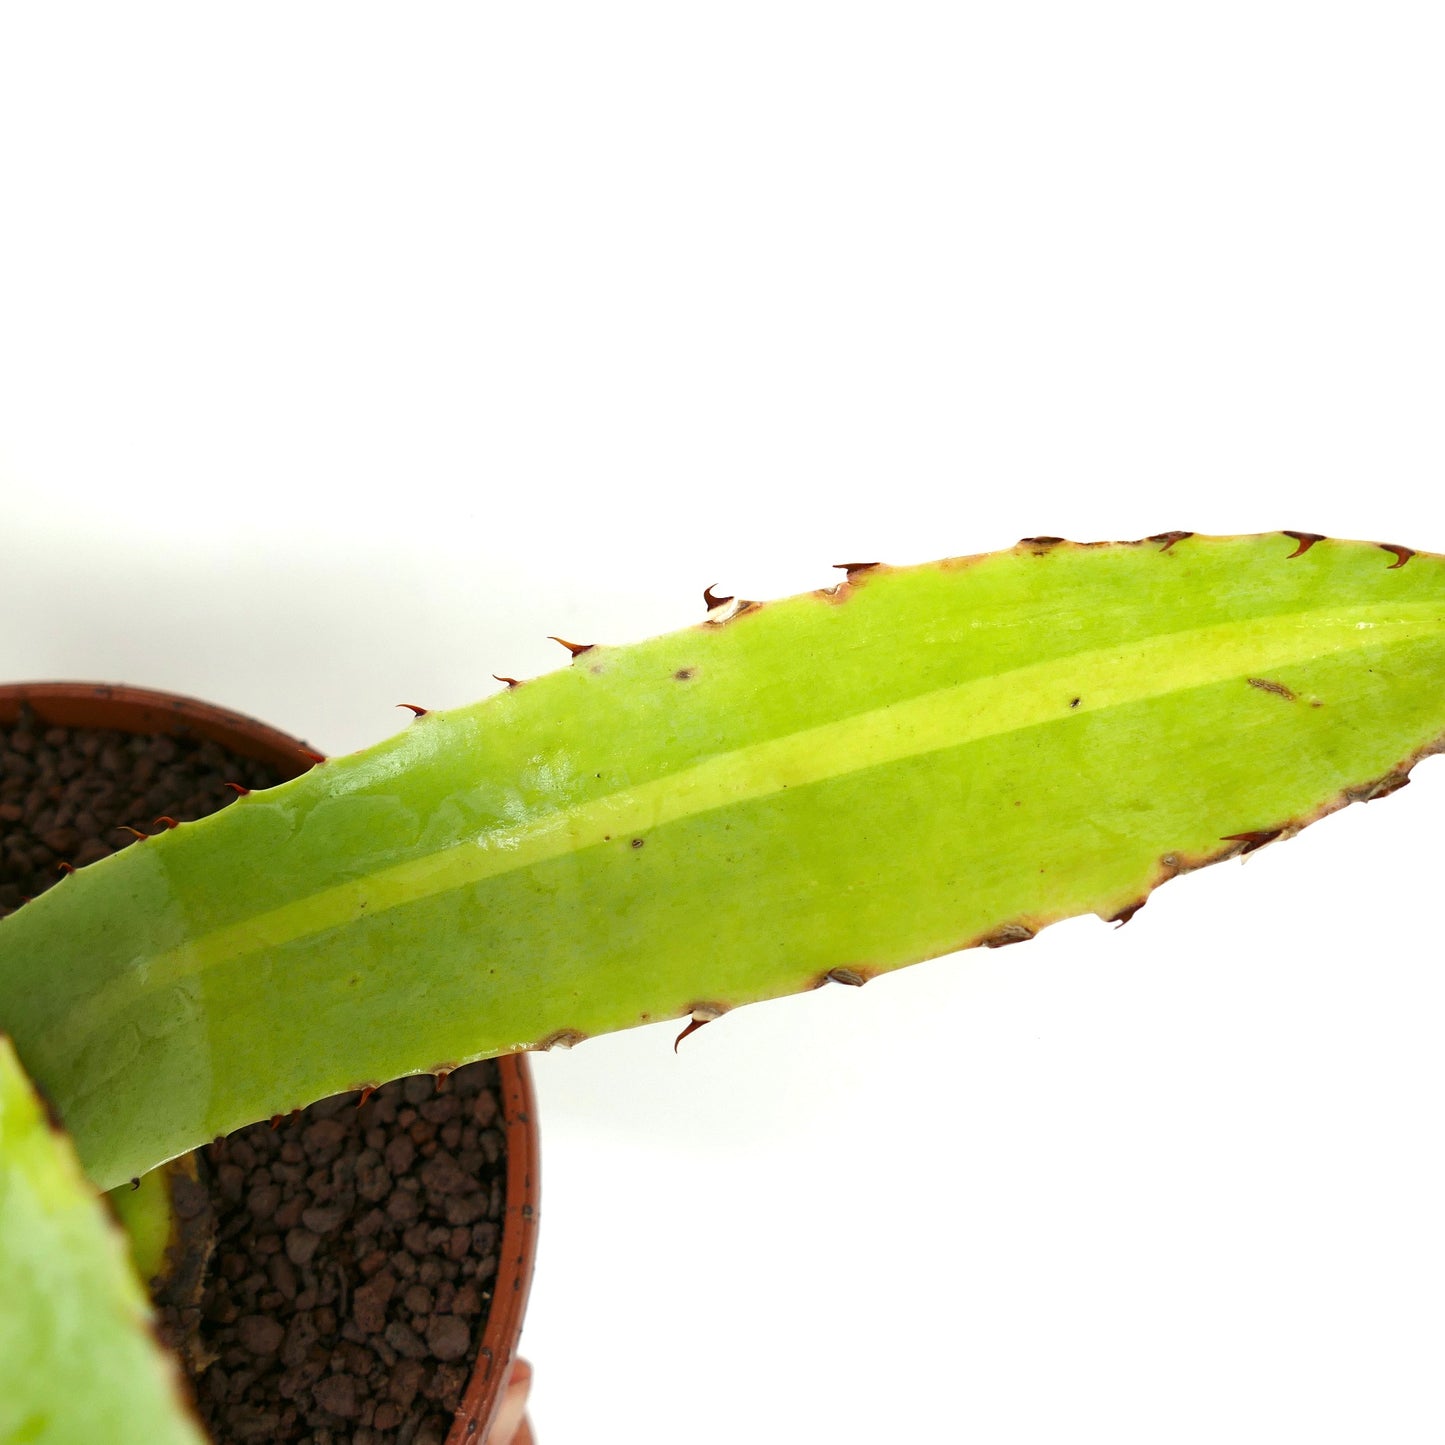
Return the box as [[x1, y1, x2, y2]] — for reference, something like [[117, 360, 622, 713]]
[[2, 6, 1443, 1442]]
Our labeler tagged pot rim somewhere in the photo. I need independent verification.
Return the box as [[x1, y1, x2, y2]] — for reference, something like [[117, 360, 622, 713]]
[[0, 681, 540, 1445]]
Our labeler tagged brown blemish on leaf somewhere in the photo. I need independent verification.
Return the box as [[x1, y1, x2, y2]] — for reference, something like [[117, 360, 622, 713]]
[[1070, 696, 1081, 708], [982, 923, 1035, 948], [825, 967, 869, 987], [703, 598, 760, 626], [686, 1002, 728, 1021], [1345, 771, 1411, 802], [1283, 530, 1326, 558], [1379, 543, 1415, 570], [1153, 843, 1246, 881], [149, 1155, 218, 1371], [674, 668, 695, 681], [1248, 677, 1297, 701], [1019, 535, 1067, 548], [535, 1029, 588, 1052], [1220, 828, 1285, 855], [547, 636, 595, 658], [816, 564, 881, 601], [1148, 530, 1194, 552], [630, 837, 644, 849]]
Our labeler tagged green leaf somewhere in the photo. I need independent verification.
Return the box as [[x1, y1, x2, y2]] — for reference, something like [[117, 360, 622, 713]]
[[3, 531, 1444, 1190], [0, 1034, 205, 1445], [107, 1165, 177, 1287]]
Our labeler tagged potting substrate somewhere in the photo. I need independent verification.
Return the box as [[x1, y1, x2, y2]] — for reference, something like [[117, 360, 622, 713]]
[[1, 708, 507, 1445]]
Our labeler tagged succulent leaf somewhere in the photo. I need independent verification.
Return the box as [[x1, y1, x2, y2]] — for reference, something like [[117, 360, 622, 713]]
[[0, 1034, 205, 1444], [2, 532, 1444, 1191]]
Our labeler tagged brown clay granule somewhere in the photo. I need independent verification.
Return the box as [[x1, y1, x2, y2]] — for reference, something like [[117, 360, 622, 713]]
[[0, 704, 283, 912], [183, 1065, 505, 1444]]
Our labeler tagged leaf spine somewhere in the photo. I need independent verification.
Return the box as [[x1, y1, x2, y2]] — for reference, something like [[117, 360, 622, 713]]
[[1283, 530, 1325, 558], [547, 637, 595, 658]]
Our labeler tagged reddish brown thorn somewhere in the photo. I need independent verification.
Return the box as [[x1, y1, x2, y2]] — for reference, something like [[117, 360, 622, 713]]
[[833, 561, 881, 575], [397, 703, 429, 717], [129, 1177, 140, 1191], [1109, 900, 1146, 928], [116, 825, 149, 842], [703, 584, 734, 610], [298, 745, 326, 765], [56, 861, 75, 875], [547, 636, 595, 657], [493, 675, 521, 689], [674, 1016, 712, 1052], [434, 1069, 450, 1092], [153, 815, 179, 830], [1149, 530, 1193, 552], [1380, 543, 1415, 570], [1283, 530, 1325, 558], [1348, 771, 1412, 803], [356, 1086, 376, 1108], [269, 1114, 284, 1130], [1221, 829, 1283, 854], [18, 895, 32, 905], [223, 781, 250, 796]]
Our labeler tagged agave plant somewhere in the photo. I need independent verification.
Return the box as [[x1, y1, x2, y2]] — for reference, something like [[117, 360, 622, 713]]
[[3, 530, 1443, 1439]]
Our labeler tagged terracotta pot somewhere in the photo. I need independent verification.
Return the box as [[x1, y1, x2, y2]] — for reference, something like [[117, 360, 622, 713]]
[[0, 682, 539, 1445]]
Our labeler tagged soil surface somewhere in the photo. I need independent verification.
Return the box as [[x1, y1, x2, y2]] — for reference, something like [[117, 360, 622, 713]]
[[0, 707, 505, 1444], [177, 1065, 505, 1444], [0, 704, 282, 914]]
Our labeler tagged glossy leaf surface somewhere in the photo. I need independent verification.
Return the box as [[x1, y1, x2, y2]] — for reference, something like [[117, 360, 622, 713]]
[[2, 532, 1444, 1190], [0, 1034, 204, 1444]]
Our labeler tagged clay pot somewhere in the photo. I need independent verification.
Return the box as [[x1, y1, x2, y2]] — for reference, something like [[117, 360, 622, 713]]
[[0, 682, 539, 1445]]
